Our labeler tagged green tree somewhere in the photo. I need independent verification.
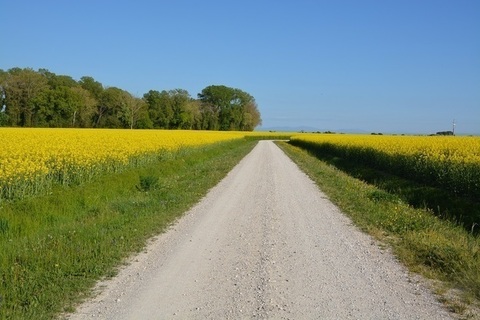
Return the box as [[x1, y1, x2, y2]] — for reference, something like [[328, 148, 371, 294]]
[[33, 82, 97, 128], [143, 90, 174, 129], [39, 69, 78, 89], [123, 95, 148, 129], [198, 103, 219, 130], [169, 89, 192, 129], [70, 87, 96, 127], [0, 67, 261, 131], [33, 86, 75, 127], [185, 100, 202, 130], [2, 68, 48, 126], [0, 70, 8, 126], [79, 76, 103, 100], [241, 100, 262, 130], [198, 85, 261, 131], [0, 69, 7, 126], [0, 111, 8, 126], [0, 69, 6, 107], [94, 87, 130, 128]]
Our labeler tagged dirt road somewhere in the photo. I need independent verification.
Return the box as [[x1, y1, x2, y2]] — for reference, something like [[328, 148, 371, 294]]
[[69, 141, 452, 319]]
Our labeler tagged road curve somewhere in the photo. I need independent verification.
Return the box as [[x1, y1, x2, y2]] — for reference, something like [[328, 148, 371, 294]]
[[68, 140, 453, 319]]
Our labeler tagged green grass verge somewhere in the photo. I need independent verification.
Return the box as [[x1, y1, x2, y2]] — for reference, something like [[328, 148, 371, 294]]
[[0, 139, 257, 320], [288, 139, 480, 230], [277, 141, 480, 317]]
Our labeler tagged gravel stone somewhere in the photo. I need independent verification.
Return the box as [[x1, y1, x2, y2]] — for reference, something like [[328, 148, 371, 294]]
[[67, 141, 454, 319]]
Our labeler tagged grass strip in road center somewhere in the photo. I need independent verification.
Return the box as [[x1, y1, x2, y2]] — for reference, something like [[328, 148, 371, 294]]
[[0, 139, 257, 320], [277, 141, 480, 317]]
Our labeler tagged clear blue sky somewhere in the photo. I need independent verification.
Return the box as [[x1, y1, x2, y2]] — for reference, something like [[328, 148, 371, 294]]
[[1, 0, 479, 134]]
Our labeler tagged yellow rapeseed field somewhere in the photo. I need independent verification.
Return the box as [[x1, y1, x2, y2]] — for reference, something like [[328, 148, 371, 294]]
[[291, 134, 480, 164], [290, 134, 480, 199], [0, 128, 245, 199]]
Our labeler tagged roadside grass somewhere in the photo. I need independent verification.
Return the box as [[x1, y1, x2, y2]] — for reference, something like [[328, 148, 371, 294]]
[[277, 141, 480, 317], [0, 139, 257, 320], [288, 139, 480, 232]]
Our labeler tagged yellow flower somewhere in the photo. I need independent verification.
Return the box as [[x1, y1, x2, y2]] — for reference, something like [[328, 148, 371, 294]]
[[0, 128, 246, 199]]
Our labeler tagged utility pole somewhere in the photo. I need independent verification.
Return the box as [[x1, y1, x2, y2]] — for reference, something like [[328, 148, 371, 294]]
[[452, 119, 456, 136]]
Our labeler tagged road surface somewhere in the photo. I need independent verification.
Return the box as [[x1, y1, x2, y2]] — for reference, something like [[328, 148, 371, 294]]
[[68, 141, 452, 319]]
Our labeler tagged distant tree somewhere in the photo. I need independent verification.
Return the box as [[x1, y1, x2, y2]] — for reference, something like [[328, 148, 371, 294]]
[[32, 79, 98, 128], [0, 112, 8, 126], [1, 68, 49, 126], [0, 70, 8, 126], [197, 85, 230, 130], [70, 87, 96, 127], [94, 87, 132, 128], [39, 69, 78, 89], [144, 89, 195, 129], [0, 69, 6, 107], [169, 89, 192, 129], [435, 131, 454, 136], [33, 86, 77, 127], [241, 100, 262, 131], [198, 85, 261, 131], [198, 102, 219, 130], [79, 76, 103, 100], [135, 109, 153, 129], [186, 99, 203, 130], [144, 90, 174, 128], [124, 95, 148, 129], [0, 67, 262, 131]]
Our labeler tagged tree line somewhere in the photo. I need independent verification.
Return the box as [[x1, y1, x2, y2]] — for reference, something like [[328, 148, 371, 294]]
[[0, 68, 262, 131]]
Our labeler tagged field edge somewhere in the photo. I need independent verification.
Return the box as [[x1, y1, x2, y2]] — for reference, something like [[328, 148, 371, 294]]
[[277, 141, 480, 318]]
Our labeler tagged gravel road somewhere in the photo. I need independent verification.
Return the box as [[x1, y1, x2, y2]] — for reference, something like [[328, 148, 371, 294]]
[[68, 141, 453, 319]]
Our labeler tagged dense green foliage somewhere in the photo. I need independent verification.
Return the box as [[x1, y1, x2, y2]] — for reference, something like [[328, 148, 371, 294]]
[[0, 68, 261, 131], [289, 138, 480, 228], [0, 139, 257, 319], [197, 85, 261, 131]]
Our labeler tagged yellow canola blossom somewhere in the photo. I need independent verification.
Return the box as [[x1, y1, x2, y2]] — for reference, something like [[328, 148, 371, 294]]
[[291, 134, 480, 165], [0, 128, 245, 197], [290, 134, 480, 198]]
